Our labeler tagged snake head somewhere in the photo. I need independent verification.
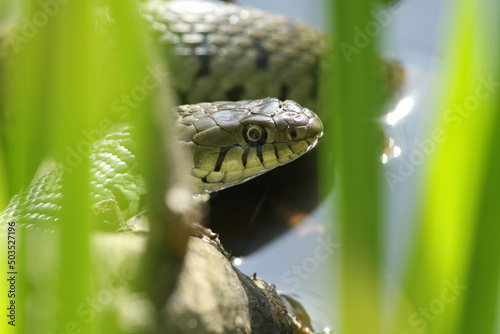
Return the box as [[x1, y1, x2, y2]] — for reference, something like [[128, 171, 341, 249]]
[[237, 99, 323, 149], [175, 97, 323, 193]]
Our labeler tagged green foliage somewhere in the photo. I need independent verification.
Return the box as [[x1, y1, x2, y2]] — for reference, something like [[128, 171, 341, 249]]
[[326, 0, 500, 333], [0, 0, 161, 333], [396, 2, 500, 334], [322, 0, 384, 333]]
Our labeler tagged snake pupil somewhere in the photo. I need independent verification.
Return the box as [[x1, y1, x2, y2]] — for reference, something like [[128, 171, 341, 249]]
[[248, 127, 261, 141], [243, 124, 267, 145]]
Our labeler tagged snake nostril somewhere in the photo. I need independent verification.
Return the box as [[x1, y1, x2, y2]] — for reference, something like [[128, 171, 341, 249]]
[[289, 129, 297, 140]]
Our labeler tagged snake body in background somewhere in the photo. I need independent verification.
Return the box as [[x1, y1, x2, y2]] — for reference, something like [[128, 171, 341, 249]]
[[0, 0, 324, 228]]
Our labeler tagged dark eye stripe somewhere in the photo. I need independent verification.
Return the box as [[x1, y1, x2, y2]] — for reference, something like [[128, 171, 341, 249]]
[[214, 146, 232, 172], [242, 148, 249, 167], [256, 145, 264, 165], [273, 144, 280, 161]]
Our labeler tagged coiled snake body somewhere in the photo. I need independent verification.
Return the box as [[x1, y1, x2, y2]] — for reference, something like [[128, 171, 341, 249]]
[[0, 0, 324, 229]]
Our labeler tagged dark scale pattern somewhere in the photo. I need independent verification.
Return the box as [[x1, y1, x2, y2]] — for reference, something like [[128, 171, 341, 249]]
[[194, 33, 212, 78], [142, 0, 323, 107], [255, 39, 269, 70]]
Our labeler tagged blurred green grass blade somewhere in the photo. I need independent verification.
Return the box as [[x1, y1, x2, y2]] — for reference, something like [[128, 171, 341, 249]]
[[0, 0, 160, 332], [106, 0, 161, 169], [2, 10, 49, 197], [395, 2, 499, 334], [0, 136, 7, 209], [323, 0, 384, 333], [456, 5, 500, 333], [48, 0, 160, 332], [46, 1, 95, 332], [1, 1, 57, 333], [107, 0, 175, 303], [0, 136, 7, 333], [457, 91, 500, 333]]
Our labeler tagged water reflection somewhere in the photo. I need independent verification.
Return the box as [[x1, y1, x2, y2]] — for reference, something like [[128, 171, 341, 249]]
[[386, 96, 415, 126]]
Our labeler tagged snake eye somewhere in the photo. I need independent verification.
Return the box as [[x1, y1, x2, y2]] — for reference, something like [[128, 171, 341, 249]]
[[247, 126, 261, 141], [243, 124, 267, 145]]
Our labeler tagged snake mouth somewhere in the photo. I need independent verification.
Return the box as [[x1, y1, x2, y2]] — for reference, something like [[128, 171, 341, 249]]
[[306, 136, 320, 150]]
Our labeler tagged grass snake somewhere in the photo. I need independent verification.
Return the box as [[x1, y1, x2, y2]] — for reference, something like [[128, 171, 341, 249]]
[[0, 0, 324, 229]]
